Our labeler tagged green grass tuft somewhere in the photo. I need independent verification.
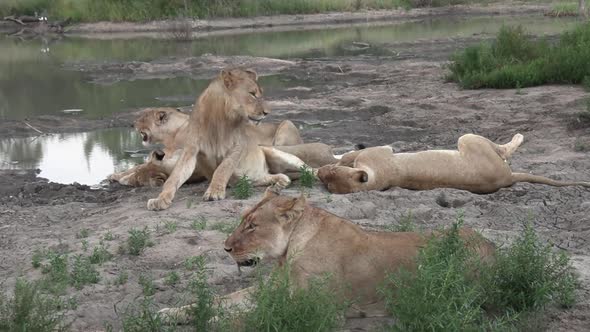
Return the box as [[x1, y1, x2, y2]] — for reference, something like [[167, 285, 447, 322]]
[[121, 298, 174, 332], [113, 271, 129, 286], [233, 175, 253, 200], [164, 271, 180, 286], [163, 220, 178, 234], [191, 217, 207, 231], [89, 242, 113, 265], [126, 227, 153, 256], [298, 165, 316, 189], [138, 274, 156, 297], [70, 255, 100, 289], [448, 24, 590, 89], [209, 219, 240, 234]]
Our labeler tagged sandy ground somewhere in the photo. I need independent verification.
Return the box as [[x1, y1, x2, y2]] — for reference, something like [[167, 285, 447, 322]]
[[1, 9, 590, 332]]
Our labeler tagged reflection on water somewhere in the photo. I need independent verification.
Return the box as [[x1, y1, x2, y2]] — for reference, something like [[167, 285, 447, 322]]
[[0, 128, 144, 185]]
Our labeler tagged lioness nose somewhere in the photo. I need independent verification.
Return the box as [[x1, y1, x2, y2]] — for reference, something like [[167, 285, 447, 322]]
[[224, 247, 232, 252]]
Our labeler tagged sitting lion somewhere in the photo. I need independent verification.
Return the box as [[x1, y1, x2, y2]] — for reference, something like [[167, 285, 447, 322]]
[[108, 107, 307, 187], [318, 133, 590, 194], [147, 68, 317, 210], [159, 189, 495, 322]]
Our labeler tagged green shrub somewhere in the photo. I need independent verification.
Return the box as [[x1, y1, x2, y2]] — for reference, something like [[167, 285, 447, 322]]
[[164, 271, 180, 286], [121, 298, 174, 332], [186, 258, 219, 331], [127, 227, 153, 256], [245, 264, 347, 332], [138, 274, 156, 296], [114, 271, 129, 286], [233, 175, 253, 200], [448, 24, 590, 89], [40, 252, 69, 294], [298, 165, 316, 189], [70, 255, 100, 289], [380, 217, 579, 331], [482, 222, 578, 311], [89, 242, 113, 265], [0, 279, 68, 332]]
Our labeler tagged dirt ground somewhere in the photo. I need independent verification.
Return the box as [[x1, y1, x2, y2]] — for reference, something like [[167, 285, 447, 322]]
[[1, 8, 590, 332]]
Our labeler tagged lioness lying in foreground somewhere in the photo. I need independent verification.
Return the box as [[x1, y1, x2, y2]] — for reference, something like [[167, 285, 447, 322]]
[[159, 189, 495, 322], [318, 133, 590, 194]]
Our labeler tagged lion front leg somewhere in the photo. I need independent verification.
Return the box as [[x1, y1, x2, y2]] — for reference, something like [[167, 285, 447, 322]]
[[147, 147, 198, 211], [203, 146, 242, 201]]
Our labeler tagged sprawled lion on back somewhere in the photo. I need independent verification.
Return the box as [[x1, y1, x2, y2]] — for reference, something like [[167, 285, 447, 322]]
[[108, 105, 319, 187], [147, 68, 318, 210], [318, 133, 590, 194], [159, 189, 495, 322]]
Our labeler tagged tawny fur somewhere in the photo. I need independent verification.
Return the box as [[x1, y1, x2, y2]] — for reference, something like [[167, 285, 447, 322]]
[[159, 190, 495, 323], [318, 133, 590, 194]]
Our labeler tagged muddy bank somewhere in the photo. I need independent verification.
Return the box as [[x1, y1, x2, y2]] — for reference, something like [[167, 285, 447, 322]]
[[1, 53, 590, 330], [68, 3, 548, 35], [0, 3, 550, 38]]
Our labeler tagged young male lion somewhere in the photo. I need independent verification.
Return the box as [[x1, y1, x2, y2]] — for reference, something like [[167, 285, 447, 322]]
[[147, 68, 312, 210], [318, 133, 590, 194], [159, 189, 495, 322], [108, 107, 308, 187]]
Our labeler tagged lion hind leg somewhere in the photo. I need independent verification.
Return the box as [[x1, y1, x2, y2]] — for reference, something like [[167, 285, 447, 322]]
[[497, 133, 524, 160], [253, 174, 291, 189], [261, 146, 311, 176]]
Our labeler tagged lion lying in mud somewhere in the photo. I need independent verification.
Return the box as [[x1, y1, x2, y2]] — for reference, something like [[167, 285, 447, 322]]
[[159, 189, 495, 322], [147, 68, 325, 210], [318, 133, 590, 194], [108, 107, 320, 187]]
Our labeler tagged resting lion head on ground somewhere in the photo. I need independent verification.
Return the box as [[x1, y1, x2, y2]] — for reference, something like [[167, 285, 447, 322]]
[[146, 68, 315, 210], [134, 107, 189, 149], [318, 133, 590, 194], [159, 189, 495, 322]]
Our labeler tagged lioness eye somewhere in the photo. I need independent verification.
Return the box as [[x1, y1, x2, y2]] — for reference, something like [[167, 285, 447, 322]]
[[246, 223, 256, 230], [249, 92, 257, 99]]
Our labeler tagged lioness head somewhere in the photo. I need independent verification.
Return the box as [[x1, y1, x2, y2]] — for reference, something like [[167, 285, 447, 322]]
[[134, 107, 188, 146], [224, 190, 306, 267], [317, 165, 369, 194], [219, 68, 270, 124]]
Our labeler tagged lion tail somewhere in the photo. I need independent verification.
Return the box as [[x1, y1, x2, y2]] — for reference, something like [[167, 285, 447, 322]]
[[511, 173, 590, 188]]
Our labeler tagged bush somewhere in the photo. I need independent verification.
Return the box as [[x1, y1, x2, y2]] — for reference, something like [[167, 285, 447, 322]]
[[233, 175, 253, 200], [245, 264, 348, 332], [380, 218, 579, 331], [448, 24, 590, 89], [482, 222, 578, 311], [127, 227, 153, 256], [0, 279, 68, 332]]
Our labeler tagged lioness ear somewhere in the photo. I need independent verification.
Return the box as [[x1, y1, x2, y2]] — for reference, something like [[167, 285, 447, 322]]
[[244, 69, 258, 82], [221, 69, 237, 90], [157, 111, 168, 124], [276, 195, 306, 224], [353, 170, 369, 183]]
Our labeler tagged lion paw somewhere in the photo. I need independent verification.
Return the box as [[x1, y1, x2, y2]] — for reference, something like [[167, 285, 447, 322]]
[[203, 186, 226, 201], [147, 197, 171, 211]]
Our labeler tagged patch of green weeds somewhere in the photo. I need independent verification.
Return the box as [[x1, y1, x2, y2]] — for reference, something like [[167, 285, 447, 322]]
[[164, 271, 180, 286], [138, 274, 156, 297], [385, 210, 416, 232], [0, 279, 69, 332], [81, 239, 89, 252], [113, 271, 129, 286], [31, 248, 44, 268], [380, 216, 579, 331], [120, 298, 175, 332], [102, 231, 114, 241], [89, 242, 113, 265], [191, 217, 207, 231], [163, 220, 177, 234], [233, 175, 253, 199], [245, 263, 348, 332], [209, 219, 240, 234], [77, 228, 90, 239], [70, 255, 100, 290], [448, 24, 590, 89], [40, 252, 69, 294], [184, 255, 206, 271], [186, 257, 222, 331], [126, 227, 153, 256], [299, 165, 316, 189]]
